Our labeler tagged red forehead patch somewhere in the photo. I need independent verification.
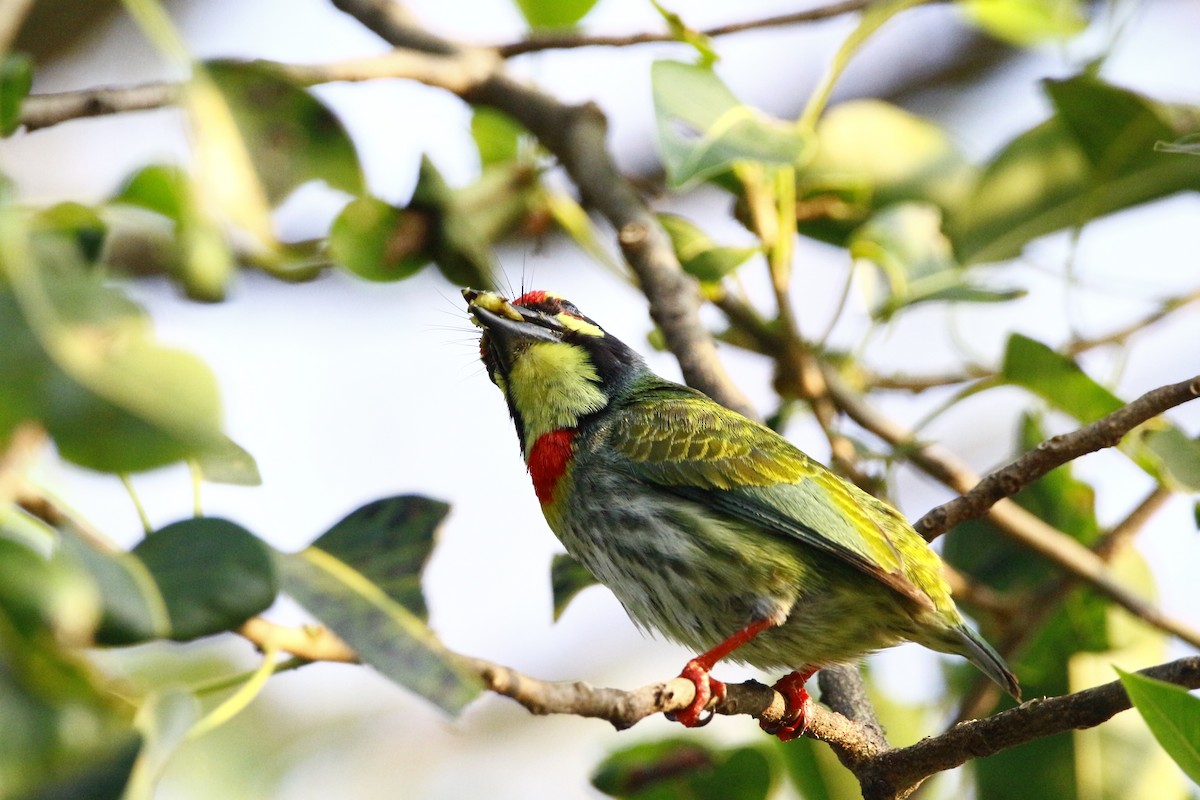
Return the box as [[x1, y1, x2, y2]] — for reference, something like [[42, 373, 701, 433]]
[[515, 290, 550, 307]]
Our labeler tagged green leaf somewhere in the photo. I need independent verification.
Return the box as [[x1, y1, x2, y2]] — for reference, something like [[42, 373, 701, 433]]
[[0, 220, 231, 472], [1118, 669, 1200, 785], [114, 164, 188, 223], [204, 60, 364, 203], [848, 202, 1023, 319], [650, 1, 718, 67], [799, 0, 927, 129], [797, 99, 976, 245], [592, 739, 772, 800], [274, 546, 480, 715], [410, 155, 498, 289], [132, 518, 277, 641], [33, 202, 108, 264], [1000, 334, 1122, 422], [512, 0, 599, 30], [0, 52, 33, 136], [471, 107, 525, 167], [550, 552, 597, 622], [1139, 428, 1200, 493], [313, 496, 448, 621], [657, 213, 757, 283], [959, 0, 1087, 46], [949, 76, 1200, 265], [329, 196, 429, 282], [55, 527, 170, 645], [999, 334, 1200, 491], [652, 61, 811, 189], [778, 735, 862, 800], [192, 437, 262, 486]]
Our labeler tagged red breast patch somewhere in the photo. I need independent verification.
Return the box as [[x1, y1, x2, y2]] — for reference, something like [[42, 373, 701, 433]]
[[528, 429, 575, 505]]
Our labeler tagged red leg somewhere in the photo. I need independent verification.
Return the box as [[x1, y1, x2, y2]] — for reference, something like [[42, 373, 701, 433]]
[[759, 667, 817, 741], [667, 617, 778, 728]]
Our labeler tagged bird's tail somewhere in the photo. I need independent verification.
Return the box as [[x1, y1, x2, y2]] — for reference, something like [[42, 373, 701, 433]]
[[952, 623, 1022, 701]]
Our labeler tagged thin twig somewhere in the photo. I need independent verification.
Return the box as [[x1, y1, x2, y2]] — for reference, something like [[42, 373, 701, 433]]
[[496, 0, 878, 57], [237, 613, 1199, 800], [859, 657, 1200, 799], [18, 49, 501, 131], [862, 287, 1200, 392], [821, 367, 1200, 648], [915, 375, 1200, 538]]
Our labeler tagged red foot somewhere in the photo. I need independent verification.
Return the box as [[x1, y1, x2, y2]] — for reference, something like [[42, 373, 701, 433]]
[[760, 668, 816, 741], [667, 659, 728, 727]]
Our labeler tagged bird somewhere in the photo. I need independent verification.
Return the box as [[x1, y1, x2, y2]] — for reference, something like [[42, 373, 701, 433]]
[[463, 287, 1019, 739]]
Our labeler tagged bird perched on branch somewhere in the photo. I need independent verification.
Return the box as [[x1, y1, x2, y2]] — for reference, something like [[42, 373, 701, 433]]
[[464, 288, 1019, 739]]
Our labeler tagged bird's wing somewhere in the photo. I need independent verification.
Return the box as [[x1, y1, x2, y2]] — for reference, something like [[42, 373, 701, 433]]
[[605, 390, 933, 609]]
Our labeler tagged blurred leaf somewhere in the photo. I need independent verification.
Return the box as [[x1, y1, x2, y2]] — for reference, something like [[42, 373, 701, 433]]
[[657, 213, 757, 283], [410, 156, 498, 289], [1000, 334, 1200, 491], [192, 437, 262, 486], [33, 202, 108, 264], [204, 60, 364, 203], [114, 164, 187, 222], [0, 537, 99, 642], [313, 495, 448, 621], [799, 0, 925, 129], [512, 0, 598, 29], [650, 1, 718, 67], [274, 545, 480, 715], [14, 737, 140, 800], [652, 61, 810, 189], [848, 202, 1024, 319], [1138, 428, 1200, 493], [544, 190, 625, 274], [949, 76, 1200, 265], [0, 219, 231, 472], [124, 691, 200, 800], [0, 52, 33, 136], [593, 739, 772, 800], [132, 518, 277, 641], [959, 0, 1087, 46], [1118, 669, 1200, 784], [797, 100, 976, 244], [110, 163, 236, 300], [778, 735, 861, 800], [0, 575, 138, 797], [472, 107, 525, 167], [55, 527, 170, 645], [182, 72, 273, 295], [550, 552, 597, 622], [329, 196, 429, 282]]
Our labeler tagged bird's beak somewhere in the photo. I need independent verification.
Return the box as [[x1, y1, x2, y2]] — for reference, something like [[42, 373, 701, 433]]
[[464, 289, 562, 373]]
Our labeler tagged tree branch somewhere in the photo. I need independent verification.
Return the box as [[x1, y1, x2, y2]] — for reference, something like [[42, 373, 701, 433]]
[[495, 0, 877, 58], [329, 0, 755, 419], [237, 614, 1200, 800], [18, 49, 500, 131], [914, 375, 1200, 539], [820, 366, 1200, 649], [858, 656, 1200, 799]]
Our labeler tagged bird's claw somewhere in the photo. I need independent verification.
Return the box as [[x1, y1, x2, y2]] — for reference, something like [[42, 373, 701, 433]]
[[759, 670, 814, 742], [666, 659, 727, 728]]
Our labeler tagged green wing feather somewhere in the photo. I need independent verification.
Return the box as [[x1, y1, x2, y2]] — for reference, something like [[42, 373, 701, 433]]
[[605, 383, 935, 610]]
